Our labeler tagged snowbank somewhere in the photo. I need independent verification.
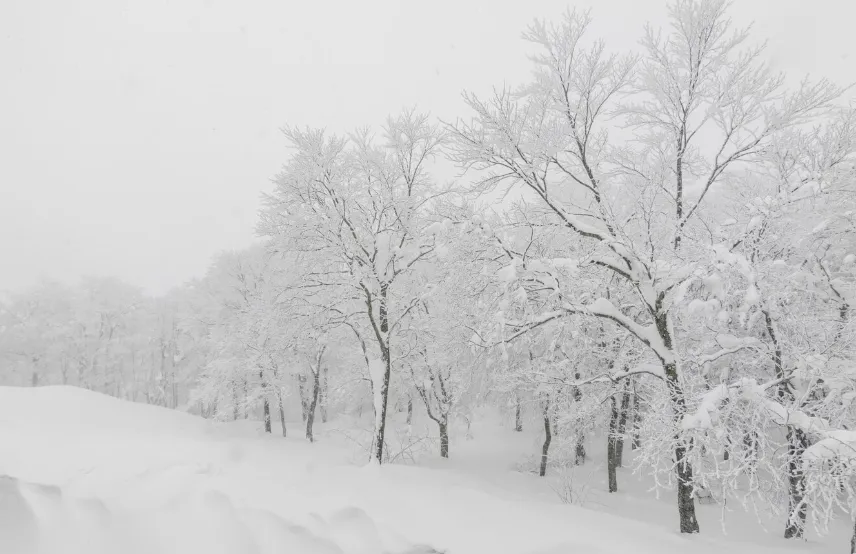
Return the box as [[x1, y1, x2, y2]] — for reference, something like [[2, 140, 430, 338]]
[[0, 386, 791, 553]]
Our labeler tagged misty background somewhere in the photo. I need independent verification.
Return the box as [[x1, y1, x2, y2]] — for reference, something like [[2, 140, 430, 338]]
[[2, 0, 853, 295]]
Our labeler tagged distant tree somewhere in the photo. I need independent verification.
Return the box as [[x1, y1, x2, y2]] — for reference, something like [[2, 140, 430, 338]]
[[260, 109, 446, 464]]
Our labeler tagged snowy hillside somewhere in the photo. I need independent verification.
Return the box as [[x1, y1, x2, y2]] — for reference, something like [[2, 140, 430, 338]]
[[0, 385, 817, 554]]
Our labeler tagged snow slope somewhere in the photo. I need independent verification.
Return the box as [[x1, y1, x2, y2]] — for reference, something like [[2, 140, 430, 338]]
[[0, 386, 814, 553]]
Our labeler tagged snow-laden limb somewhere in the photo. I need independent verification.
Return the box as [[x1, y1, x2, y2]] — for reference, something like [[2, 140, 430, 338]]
[[681, 383, 730, 430], [423, 221, 445, 236], [742, 382, 830, 434], [609, 362, 665, 382], [502, 297, 675, 365], [502, 310, 565, 341], [582, 298, 675, 365], [804, 430, 856, 465], [682, 377, 831, 435], [698, 335, 764, 365], [496, 261, 518, 284]]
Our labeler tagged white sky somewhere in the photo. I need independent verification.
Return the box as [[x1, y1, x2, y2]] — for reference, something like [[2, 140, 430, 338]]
[[1, 0, 854, 295]]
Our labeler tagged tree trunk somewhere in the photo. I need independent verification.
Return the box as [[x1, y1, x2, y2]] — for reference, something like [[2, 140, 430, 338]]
[[169, 321, 178, 409], [243, 378, 249, 419], [406, 396, 413, 425], [850, 515, 856, 554], [232, 384, 239, 421], [784, 427, 809, 539], [514, 395, 523, 432], [320, 365, 329, 423], [306, 366, 320, 443], [439, 420, 449, 459], [277, 389, 287, 438], [370, 284, 392, 464], [615, 384, 631, 467], [675, 441, 699, 533], [575, 435, 586, 465], [665, 363, 700, 533], [539, 403, 551, 477], [655, 306, 700, 534], [631, 386, 642, 451], [766, 309, 809, 539], [371, 352, 391, 463], [263, 398, 271, 433], [572, 377, 586, 464], [298, 374, 309, 422], [608, 395, 619, 493], [260, 370, 271, 434]]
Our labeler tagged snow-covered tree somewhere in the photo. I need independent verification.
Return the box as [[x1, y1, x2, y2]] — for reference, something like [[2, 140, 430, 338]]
[[260, 109, 446, 463], [447, 0, 843, 533]]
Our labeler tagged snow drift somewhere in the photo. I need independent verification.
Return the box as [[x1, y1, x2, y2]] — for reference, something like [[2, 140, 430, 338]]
[[0, 386, 786, 553]]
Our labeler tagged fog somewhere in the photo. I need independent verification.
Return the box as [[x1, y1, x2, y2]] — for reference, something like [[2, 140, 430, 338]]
[[1, 0, 853, 294]]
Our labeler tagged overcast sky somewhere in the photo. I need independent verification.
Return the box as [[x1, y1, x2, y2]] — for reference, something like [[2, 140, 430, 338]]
[[1, 0, 854, 296]]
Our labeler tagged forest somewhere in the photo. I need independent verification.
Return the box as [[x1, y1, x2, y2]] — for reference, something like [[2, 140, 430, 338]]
[[2, 0, 855, 549]]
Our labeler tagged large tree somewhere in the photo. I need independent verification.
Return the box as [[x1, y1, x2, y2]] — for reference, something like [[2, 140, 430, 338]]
[[448, 0, 841, 533]]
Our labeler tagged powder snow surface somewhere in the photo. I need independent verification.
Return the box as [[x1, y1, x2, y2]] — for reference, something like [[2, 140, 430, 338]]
[[0, 386, 831, 553]]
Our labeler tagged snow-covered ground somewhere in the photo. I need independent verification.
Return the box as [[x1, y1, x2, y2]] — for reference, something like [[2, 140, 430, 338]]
[[0, 386, 845, 553]]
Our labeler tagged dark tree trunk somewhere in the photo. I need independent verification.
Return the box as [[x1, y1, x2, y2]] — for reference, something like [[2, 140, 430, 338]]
[[371, 284, 392, 464], [784, 427, 809, 539], [608, 395, 619, 493], [572, 376, 586, 464], [320, 365, 328, 423], [655, 305, 699, 534], [720, 398, 731, 460], [765, 310, 809, 540], [371, 353, 391, 462], [675, 441, 699, 533], [413, 367, 451, 460], [232, 384, 239, 421], [306, 367, 320, 443], [263, 398, 271, 433], [575, 435, 586, 465], [664, 363, 700, 533], [539, 403, 551, 477], [260, 370, 271, 434], [439, 421, 449, 458], [615, 385, 631, 467], [673, 134, 685, 250], [631, 386, 642, 450], [278, 391, 287, 438], [243, 378, 249, 419], [514, 395, 523, 432], [298, 374, 309, 423]]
